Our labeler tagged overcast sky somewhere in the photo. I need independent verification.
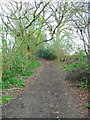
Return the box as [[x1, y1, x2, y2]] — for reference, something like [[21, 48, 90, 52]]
[[0, 0, 90, 3]]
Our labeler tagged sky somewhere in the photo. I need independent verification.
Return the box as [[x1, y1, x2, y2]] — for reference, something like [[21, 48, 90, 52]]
[[0, 0, 90, 3]]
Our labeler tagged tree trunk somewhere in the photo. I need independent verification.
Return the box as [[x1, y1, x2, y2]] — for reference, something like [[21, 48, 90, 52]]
[[88, 2, 90, 63]]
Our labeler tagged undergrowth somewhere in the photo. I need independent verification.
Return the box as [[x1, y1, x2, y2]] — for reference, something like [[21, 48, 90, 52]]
[[60, 50, 90, 72], [0, 95, 15, 104], [85, 104, 90, 108], [60, 50, 90, 90], [1, 60, 41, 90]]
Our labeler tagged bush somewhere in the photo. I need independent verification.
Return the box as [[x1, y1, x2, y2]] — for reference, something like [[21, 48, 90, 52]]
[[37, 48, 56, 60]]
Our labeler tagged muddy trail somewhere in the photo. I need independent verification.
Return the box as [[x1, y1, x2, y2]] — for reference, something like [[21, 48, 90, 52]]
[[2, 59, 88, 118]]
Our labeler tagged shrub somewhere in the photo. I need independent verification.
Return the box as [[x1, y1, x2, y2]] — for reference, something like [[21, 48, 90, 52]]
[[37, 48, 56, 60]]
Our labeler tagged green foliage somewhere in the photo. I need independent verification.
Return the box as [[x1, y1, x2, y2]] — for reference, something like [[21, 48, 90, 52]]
[[6, 78, 25, 88], [60, 50, 90, 72], [12, 57, 41, 75], [85, 104, 90, 108], [78, 82, 88, 90], [2, 60, 41, 90], [0, 78, 24, 90], [0, 82, 11, 90], [37, 48, 56, 60], [0, 95, 14, 104], [60, 64, 77, 71]]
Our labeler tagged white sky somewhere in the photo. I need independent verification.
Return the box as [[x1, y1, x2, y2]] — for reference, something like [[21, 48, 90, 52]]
[[0, 0, 90, 3]]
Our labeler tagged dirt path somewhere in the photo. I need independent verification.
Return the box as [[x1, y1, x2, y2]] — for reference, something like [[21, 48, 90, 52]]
[[2, 59, 88, 118]]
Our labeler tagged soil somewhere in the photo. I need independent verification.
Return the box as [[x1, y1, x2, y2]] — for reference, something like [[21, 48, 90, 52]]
[[2, 59, 88, 118]]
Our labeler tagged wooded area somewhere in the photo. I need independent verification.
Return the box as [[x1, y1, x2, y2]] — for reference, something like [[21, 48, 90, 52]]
[[0, 0, 90, 108]]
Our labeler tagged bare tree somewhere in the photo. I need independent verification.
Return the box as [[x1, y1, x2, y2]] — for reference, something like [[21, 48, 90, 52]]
[[71, 2, 90, 62]]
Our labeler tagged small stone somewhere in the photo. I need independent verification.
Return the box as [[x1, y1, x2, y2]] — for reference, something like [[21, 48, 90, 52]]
[[56, 116, 60, 118], [54, 111, 59, 114]]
